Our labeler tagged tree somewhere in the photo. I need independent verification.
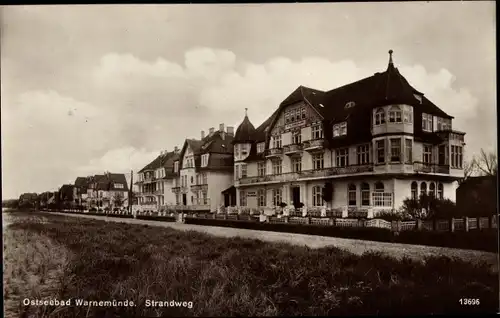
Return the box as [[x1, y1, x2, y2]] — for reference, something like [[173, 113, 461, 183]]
[[113, 192, 124, 208], [476, 149, 497, 176], [401, 193, 457, 220]]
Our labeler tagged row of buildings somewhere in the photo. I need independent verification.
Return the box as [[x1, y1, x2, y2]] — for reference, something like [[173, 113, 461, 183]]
[[133, 51, 466, 217], [34, 172, 130, 211]]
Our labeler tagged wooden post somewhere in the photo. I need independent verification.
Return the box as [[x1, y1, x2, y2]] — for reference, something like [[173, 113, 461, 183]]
[[416, 219, 422, 230], [328, 218, 334, 226], [477, 216, 482, 230], [307, 217, 311, 224], [450, 218, 455, 232], [464, 216, 469, 232]]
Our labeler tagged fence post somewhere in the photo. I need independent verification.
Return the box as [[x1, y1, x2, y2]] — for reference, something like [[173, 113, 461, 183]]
[[283, 216, 289, 223], [416, 219, 422, 230], [464, 216, 469, 232], [328, 218, 334, 226], [477, 216, 483, 230], [450, 218, 455, 232], [307, 217, 311, 225]]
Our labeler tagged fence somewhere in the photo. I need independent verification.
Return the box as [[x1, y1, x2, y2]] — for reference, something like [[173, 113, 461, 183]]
[[42, 208, 498, 234]]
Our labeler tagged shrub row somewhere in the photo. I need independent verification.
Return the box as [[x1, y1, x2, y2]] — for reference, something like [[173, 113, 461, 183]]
[[135, 215, 176, 222], [185, 217, 498, 253]]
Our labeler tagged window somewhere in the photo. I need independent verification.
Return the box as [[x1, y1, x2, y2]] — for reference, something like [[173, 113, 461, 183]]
[[375, 182, 384, 192], [257, 143, 265, 153], [437, 118, 451, 131], [235, 145, 240, 158], [411, 182, 418, 200], [423, 145, 432, 164], [285, 106, 306, 124], [203, 173, 207, 184], [174, 161, 179, 173], [388, 106, 402, 123], [234, 165, 239, 180], [414, 94, 422, 104], [438, 183, 444, 199], [239, 190, 247, 206], [291, 156, 302, 172], [114, 183, 124, 189], [375, 108, 386, 125], [345, 101, 356, 108], [241, 164, 247, 178], [272, 188, 282, 206], [312, 186, 323, 207], [190, 176, 194, 184], [272, 135, 282, 149], [420, 182, 427, 197], [202, 191, 208, 205], [311, 124, 323, 139], [258, 189, 266, 207], [429, 182, 436, 197], [390, 138, 401, 162], [451, 146, 463, 168], [376, 140, 385, 164], [272, 159, 282, 175], [336, 148, 349, 167], [372, 192, 392, 207], [357, 144, 370, 165], [405, 139, 413, 164], [312, 153, 324, 170], [292, 130, 301, 144], [241, 144, 249, 156], [404, 109, 413, 123], [348, 184, 356, 206], [438, 145, 446, 165], [361, 183, 370, 206], [333, 122, 347, 137], [201, 154, 209, 167], [258, 162, 266, 176], [422, 113, 433, 132]]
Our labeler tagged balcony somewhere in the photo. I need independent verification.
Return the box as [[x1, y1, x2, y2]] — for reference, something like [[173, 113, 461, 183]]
[[283, 144, 303, 155], [238, 164, 374, 185], [154, 189, 163, 195], [172, 186, 181, 194], [414, 162, 450, 174], [265, 148, 283, 158], [191, 183, 208, 192], [303, 139, 324, 152], [143, 176, 157, 184]]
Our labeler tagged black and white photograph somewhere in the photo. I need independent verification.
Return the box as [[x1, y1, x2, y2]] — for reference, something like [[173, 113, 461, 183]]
[[1, 2, 498, 317]]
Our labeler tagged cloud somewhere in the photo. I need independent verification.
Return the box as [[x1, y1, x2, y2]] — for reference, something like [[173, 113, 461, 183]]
[[3, 47, 490, 198]]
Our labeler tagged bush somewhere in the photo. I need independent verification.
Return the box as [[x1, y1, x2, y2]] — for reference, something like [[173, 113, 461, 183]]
[[402, 194, 458, 220], [375, 210, 408, 221]]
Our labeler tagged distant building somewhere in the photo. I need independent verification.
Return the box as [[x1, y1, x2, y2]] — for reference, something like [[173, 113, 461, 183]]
[[86, 173, 129, 210], [135, 149, 180, 212], [171, 124, 235, 212], [232, 50, 466, 217], [18, 192, 38, 208]]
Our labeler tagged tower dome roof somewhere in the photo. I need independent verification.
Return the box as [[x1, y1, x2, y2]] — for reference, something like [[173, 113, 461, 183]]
[[233, 108, 256, 144]]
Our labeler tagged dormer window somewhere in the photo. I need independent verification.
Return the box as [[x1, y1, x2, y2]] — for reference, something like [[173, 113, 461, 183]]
[[284, 106, 306, 124], [201, 154, 209, 167], [257, 142, 265, 153], [333, 122, 347, 137], [422, 113, 433, 132], [414, 94, 423, 104], [174, 161, 179, 173], [114, 183, 124, 189], [375, 108, 386, 125], [345, 101, 355, 109], [388, 105, 402, 123]]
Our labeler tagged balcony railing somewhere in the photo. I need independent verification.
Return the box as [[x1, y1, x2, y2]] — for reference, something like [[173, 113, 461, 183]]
[[414, 162, 450, 174], [172, 186, 181, 194], [283, 144, 303, 155], [265, 148, 283, 157], [239, 164, 374, 185], [302, 139, 324, 151], [191, 183, 208, 191], [143, 176, 157, 183]]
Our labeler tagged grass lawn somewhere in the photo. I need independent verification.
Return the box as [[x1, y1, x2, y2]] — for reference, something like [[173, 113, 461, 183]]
[[4, 211, 499, 317]]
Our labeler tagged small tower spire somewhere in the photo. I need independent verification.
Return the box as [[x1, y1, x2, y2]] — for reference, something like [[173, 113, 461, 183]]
[[244, 108, 248, 117], [388, 49, 394, 66]]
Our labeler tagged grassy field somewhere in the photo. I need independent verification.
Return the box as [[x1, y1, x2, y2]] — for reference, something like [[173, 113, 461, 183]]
[[4, 211, 499, 317]]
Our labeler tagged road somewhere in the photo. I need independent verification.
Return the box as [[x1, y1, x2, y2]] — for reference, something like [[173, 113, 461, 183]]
[[45, 212, 498, 270]]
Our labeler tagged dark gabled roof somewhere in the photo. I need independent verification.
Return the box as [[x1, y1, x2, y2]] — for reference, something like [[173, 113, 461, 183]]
[[90, 173, 129, 192], [74, 177, 87, 187], [139, 150, 181, 173], [177, 130, 234, 170], [234, 112, 257, 144]]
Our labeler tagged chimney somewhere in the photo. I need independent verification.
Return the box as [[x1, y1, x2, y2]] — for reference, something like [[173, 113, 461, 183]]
[[201, 130, 205, 139], [226, 126, 234, 136], [219, 123, 225, 132], [174, 146, 179, 153], [209, 127, 215, 135]]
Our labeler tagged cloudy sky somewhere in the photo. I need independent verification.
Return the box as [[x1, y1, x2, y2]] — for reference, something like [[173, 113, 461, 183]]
[[1, 2, 496, 199]]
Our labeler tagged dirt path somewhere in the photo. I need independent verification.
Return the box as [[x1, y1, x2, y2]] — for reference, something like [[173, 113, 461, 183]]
[[47, 212, 498, 270]]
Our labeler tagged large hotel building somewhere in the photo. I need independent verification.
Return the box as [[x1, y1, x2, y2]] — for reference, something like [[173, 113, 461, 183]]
[[232, 51, 465, 217]]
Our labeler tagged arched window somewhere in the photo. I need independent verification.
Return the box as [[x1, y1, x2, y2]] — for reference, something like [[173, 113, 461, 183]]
[[375, 182, 384, 192], [429, 182, 436, 197], [348, 184, 356, 206], [361, 183, 370, 206], [389, 105, 402, 123], [420, 182, 427, 197], [437, 183, 444, 199], [411, 181, 418, 200], [313, 186, 323, 207], [375, 108, 386, 125]]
